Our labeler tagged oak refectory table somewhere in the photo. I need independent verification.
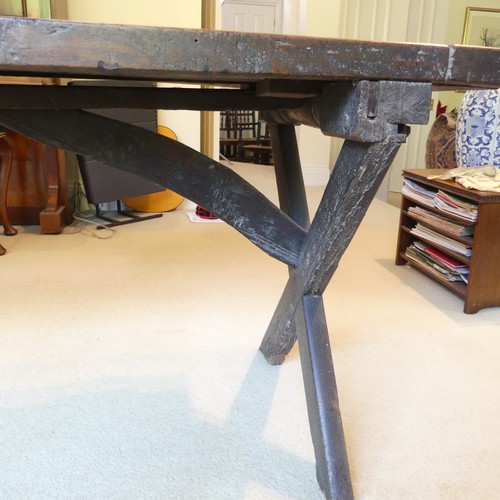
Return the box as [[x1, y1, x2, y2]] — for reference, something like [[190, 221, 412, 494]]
[[1, 17, 499, 499]]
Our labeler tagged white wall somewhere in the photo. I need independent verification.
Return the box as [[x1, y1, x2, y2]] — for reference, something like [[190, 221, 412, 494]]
[[298, 0, 342, 185], [66, 0, 201, 27], [66, 0, 202, 151]]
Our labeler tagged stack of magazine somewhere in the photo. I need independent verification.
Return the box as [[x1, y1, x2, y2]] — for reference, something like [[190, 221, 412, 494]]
[[410, 223, 472, 256], [401, 179, 435, 208], [435, 190, 478, 222], [405, 240, 469, 283], [401, 179, 478, 222], [407, 206, 474, 236]]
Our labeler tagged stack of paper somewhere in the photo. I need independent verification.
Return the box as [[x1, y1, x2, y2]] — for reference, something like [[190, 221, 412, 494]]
[[434, 190, 478, 222], [410, 223, 472, 257], [405, 240, 469, 283], [402, 179, 479, 223], [401, 179, 435, 208], [407, 206, 475, 236]]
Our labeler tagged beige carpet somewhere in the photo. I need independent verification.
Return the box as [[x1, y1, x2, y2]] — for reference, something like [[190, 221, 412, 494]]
[[1, 162, 499, 499]]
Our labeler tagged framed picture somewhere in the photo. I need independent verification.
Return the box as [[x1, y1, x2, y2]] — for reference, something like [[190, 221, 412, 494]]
[[462, 7, 500, 47]]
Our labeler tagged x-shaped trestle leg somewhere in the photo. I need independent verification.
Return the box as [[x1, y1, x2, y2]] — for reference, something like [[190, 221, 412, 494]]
[[261, 124, 406, 499]]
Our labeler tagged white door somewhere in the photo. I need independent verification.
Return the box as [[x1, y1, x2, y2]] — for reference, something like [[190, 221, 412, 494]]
[[338, 0, 451, 200], [222, 1, 281, 34]]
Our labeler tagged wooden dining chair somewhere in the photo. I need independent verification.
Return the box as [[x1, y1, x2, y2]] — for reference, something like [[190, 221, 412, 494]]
[[242, 118, 273, 164], [219, 110, 259, 161]]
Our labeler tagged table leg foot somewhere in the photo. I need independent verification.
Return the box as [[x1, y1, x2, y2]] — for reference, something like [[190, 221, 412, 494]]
[[3, 227, 17, 236], [259, 280, 298, 365], [298, 295, 353, 500], [39, 205, 65, 234]]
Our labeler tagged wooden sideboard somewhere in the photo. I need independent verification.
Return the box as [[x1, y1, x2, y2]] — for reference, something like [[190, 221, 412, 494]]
[[0, 77, 71, 238], [396, 169, 500, 313], [1, 129, 70, 230]]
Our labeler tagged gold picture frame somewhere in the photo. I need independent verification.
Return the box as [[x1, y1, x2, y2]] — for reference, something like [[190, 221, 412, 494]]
[[462, 7, 500, 47]]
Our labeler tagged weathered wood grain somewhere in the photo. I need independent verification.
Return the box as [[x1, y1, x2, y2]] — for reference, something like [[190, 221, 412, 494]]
[[264, 124, 310, 364], [0, 108, 306, 266], [265, 81, 432, 142], [0, 17, 499, 88], [300, 136, 406, 294], [297, 295, 353, 500], [260, 136, 405, 363], [270, 124, 310, 230]]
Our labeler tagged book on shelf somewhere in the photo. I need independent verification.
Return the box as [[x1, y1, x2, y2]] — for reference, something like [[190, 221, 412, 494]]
[[401, 178, 478, 223], [405, 241, 469, 283], [407, 206, 475, 236], [401, 179, 435, 208], [434, 190, 478, 222], [413, 240, 469, 273], [410, 222, 472, 256]]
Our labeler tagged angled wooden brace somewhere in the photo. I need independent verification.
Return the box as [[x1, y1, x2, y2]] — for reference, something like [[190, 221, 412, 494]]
[[0, 108, 306, 267], [261, 80, 432, 361]]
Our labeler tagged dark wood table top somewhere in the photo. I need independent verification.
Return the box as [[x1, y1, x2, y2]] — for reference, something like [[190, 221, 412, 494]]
[[0, 16, 499, 89]]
